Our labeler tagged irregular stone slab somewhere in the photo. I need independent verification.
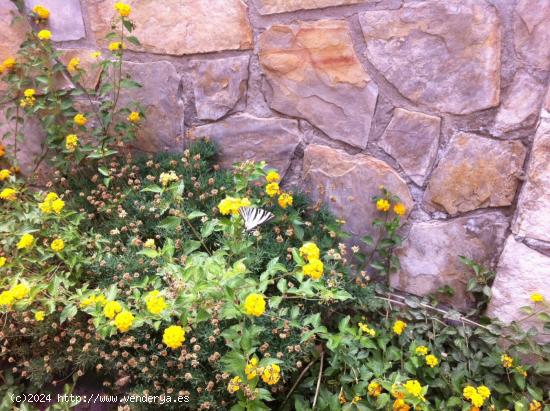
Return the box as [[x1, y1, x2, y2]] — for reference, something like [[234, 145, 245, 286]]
[[545, 86, 550, 112], [254, 0, 365, 15], [259, 19, 378, 149], [0, 0, 29, 91], [303, 144, 413, 242], [359, 0, 500, 115], [193, 114, 300, 176], [391, 211, 509, 311], [88, 0, 253, 56], [513, 112, 550, 243], [58, 49, 103, 90], [118, 61, 183, 152], [24, 0, 85, 41], [488, 236, 550, 338], [378, 108, 440, 186], [424, 133, 526, 215], [513, 0, 550, 70], [493, 70, 545, 135], [192, 55, 250, 121]]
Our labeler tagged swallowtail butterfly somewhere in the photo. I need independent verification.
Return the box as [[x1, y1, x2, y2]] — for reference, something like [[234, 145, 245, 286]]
[[238, 207, 275, 232]]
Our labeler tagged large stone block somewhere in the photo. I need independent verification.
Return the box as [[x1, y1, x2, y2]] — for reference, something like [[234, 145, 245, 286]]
[[391, 212, 509, 311], [513, 0, 550, 70], [513, 112, 550, 243], [193, 114, 301, 176], [488, 236, 550, 337], [424, 133, 526, 215], [303, 144, 413, 242], [192, 55, 250, 121], [378, 108, 440, 186], [24, 0, 86, 41], [88, 0, 253, 56], [57, 49, 103, 91], [259, 19, 378, 149], [0, 0, 29, 91], [359, 0, 501, 115], [253, 0, 365, 15]]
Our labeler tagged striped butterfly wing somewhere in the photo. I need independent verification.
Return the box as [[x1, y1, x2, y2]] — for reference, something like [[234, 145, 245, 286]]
[[238, 207, 275, 232]]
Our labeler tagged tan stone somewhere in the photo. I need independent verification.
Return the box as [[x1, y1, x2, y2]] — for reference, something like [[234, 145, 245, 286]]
[[253, 0, 365, 15], [0, 0, 29, 91], [303, 144, 413, 242], [513, 112, 550, 243], [24, 0, 85, 41], [193, 114, 301, 176], [513, 0, 550, 70], [424, 133, 526, 215], [259, 19, 378, 149], [391, 212, 509, 311], [88, 0, 253, 56], [359, 0, 500, 114], [58, 49, 103, 90], [488, 236, 550, 339], [378, 108, 440, 186]]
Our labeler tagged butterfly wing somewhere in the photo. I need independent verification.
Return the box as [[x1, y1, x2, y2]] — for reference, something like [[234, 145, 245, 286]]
[[239, 207, 274, 232]]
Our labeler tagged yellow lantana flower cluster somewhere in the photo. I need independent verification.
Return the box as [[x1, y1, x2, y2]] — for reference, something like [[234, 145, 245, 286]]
[[163, 325, 185, 349], [114, 310, 134, 332], [159, 171, 179, 187], [1, 57, 16, 73], [0, 257, 6, 267], [414, 345, 439, 367], [37, 29, 51, 41], [20, 88, 36, 108], [227, 376, 241, 394], [80, 293, 107, 308], [32, 5, 50, 19], [463, 385, 491, 408], [65, 134, 78, 152], [530, 292, 544, 303], [358, 322, 376, 337], [34, 310, 45, 321], [261, 364, 281, 385], [265, 171, 280, 197], [108, 41, 124, 52], [114, 2, 131, 17], [144, 290, 166, 315], [368, 381, 382, 397], [0, 283, 30, 307], [299, 242, 324, 280], [103, 300, 122, 319], [128, 111, 140, 122], [0, 188, 17, 201], [245, 357, 260, 380], [277, 192, 293, 209], [376, 197, 407, 216], [0, 169, 11, 181], [393, 320, 407, 335], [39, 192, 65, 214], [67, 57, 80, 73], [501, 354, 513, 368], [218, 196, 251, 216], [74, 113, 87, 126], [17, 233, 35, 250], [243, 293, 266, 317], [51, 238, 64, 252]]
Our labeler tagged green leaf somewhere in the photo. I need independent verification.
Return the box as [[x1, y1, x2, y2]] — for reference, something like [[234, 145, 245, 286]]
[[120, 79, 141, 89], [60, 305, 78, 324], [158, 216, 181, 230], [126, 35, 141, 46]]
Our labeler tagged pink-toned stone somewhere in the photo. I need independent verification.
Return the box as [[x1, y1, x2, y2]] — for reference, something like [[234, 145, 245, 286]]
[[391, 212, 510, 311], [378, 108, 440, 186], [193, 114, 301, 176], [303, 144, 413, 242], [359, 0, 501, 114], [88, 0, 253, 56], [424, 133, 526, 215], [513, 0, 550, 70], [253, 0, 365, 15], [259, 19, 378, 149], [0, 0, 29, 91], [24, 0, 86, 41]]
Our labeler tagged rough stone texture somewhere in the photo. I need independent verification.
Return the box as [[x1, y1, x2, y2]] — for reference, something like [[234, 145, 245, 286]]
[[24, 0, 86, 41], [424, 133, 526, 215], [513, 112, 550, 243], [0, 0, 29, 91], [259, 19, 378, 149], [192, 55, 250, 121], [513, 0, 550, 70], [253, 0, 365, 15], [87, 0, 253, 56], [118, 61, 183, 152], [545, 86, 550, 112], [193, 114, 300, 176], [391, 212, 510, 311], [488, 236, 550, 337], [493, 70, 545, 135], [359, 0, 501, 115], [303, 144, 413, 241], [378, 108, 440, 186], [58, 49, 103, 90]]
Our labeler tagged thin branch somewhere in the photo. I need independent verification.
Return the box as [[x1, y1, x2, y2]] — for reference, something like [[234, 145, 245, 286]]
[[312, 348, 324, 410]]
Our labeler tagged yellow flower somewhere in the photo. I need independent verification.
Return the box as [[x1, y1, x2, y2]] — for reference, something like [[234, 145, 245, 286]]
[[245, 357, 259, 380], [80, 293, 107, 308], [530, 400, 542, 411], [243, 293, 266, 317], [470, 392, 484, 408], [266, 170, 280, 183], [32, 5, 50, 19], [39, 192, 64, 214], [476, 386, 491, 401], [404, 380, 422, 398], [103, 300, 122, 319], [127, 111, 140, 122], [2, 57, 16, 70], [415, 346, 428, 356], [261, 364, 281, 385], [144, 239, 156, 249], [17, 233, 34, 249], [51, 238, 64, 252], [358, 322, 376, 337], [393, 399, 410, 411], [11, 283, 30, 300], [37, 29, 51, 40], [530, 293, 544, 303], [1, 188, 17, 201], [218, 196, 251, 216], [425, 354, 438, 368], [299, 242, 320, 261], [163, 325, 186, 349], [393, 320, 407, 335], [394, 203, 406, 216], [24, 88, 35, 97], [0, 257, 6, 267], [501, 354, 513, 368], [65, 134, 78, 152], [52, 198, 65, 214], [91, 51, 101, 59], [376, 198, 391, 212], [114, 2, 131, 17], [67, 57, 80, 72], [463, 386, 476, 400], [352, 396, 362, 405], [368, 381, 382, 397], [145, 290, 166, 315], [114, 310, 134, 332], [74, 113, 87, 126], [159, 171, 179, 186], [278, 192, 293, 209], [303, 258, 324, 280], [108, 41, 124, 52], [0, 169, 11, 181], [0, 290, 15, 307], [35, 311, 45, 321], [227, 376, 241, 394], [266, 182, 280, 197]]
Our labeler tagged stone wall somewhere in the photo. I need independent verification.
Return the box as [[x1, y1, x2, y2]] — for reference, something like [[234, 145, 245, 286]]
[[1, 0, 549, 321]]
